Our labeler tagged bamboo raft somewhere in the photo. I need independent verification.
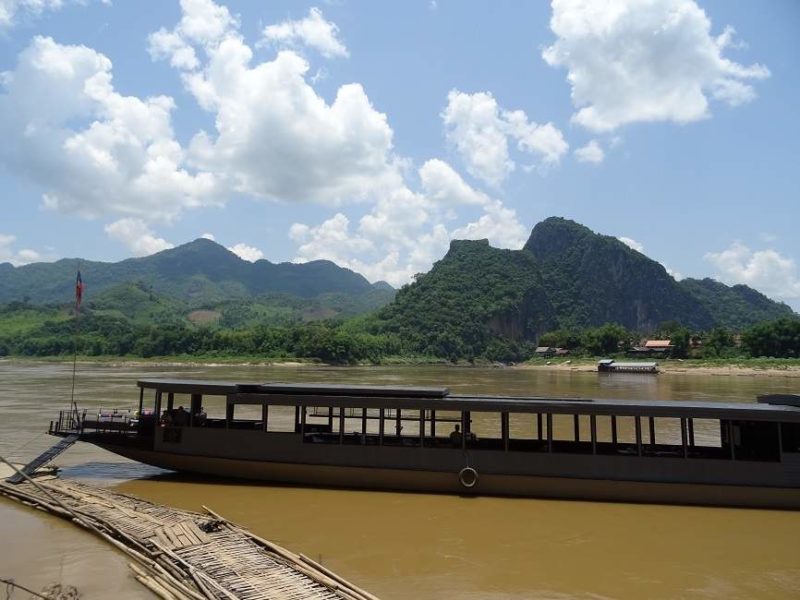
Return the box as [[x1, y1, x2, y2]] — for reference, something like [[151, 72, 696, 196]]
[[0, 469, 378, 600]]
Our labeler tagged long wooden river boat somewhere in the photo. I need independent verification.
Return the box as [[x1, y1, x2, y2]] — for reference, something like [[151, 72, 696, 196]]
[[50, 380, 800, 509]]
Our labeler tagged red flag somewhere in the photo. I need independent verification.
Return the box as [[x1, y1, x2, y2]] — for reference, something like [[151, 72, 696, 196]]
[[75, 270, 85, 307]]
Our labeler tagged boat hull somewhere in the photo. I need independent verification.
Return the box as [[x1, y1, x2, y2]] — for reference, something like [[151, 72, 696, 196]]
[[96, 442, 800, 510]]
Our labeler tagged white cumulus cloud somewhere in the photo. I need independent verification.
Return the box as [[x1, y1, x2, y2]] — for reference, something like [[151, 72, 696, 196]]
[[705, 242, 800, 301], [543, 0, 770, 132], [0, 36, 220, 222], [149, 1, 399, 206], [104, 218, 174, 256], [442, 90, 567, 186], [227, 243, 264, 262], [618, 236, 644, 253], [144, 0, 530, 286], [574, 139, 604, 164], [0, 233, 42, 266], [262, 7, 349, 59]]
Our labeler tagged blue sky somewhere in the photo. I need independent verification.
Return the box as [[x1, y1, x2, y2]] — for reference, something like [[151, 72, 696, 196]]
[[1, 0, 799, 308]]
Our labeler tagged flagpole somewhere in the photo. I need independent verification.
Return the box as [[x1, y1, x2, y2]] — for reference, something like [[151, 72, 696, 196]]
[[69, 267, 83, 429]]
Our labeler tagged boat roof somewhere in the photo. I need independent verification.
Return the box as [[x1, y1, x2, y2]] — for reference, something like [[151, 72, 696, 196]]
[[138, 379, 449, 398], [137, 379, 800, 423]]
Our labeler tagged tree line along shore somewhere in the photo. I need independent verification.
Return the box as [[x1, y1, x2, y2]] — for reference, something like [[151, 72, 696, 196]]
[[1, 301, 799, 367]]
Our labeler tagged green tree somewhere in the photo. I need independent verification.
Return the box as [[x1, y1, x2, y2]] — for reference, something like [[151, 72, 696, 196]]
[[582, 323, 630, 356], [704, 327, 734, 357], [742, 318, 800, 358], [669, 327, 691, 358]]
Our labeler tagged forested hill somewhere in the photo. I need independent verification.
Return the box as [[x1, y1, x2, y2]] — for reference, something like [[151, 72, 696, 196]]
[[373, 217, 795, 351], [678, 277, 795, 330], [373, 239, 554, 359], [523, 217, 714, 330], [0, 238, 390, 305]]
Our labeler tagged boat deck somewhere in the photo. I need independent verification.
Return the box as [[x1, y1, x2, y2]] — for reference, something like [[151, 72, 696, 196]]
[[0, 472, 378, 600]]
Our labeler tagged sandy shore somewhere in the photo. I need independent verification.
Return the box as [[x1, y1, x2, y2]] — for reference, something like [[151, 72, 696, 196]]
[[515, 361, 800, 377]]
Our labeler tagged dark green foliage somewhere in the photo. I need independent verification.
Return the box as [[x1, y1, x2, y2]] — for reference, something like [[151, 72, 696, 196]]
[[668, 327, 691, 359], [703, 327, 736, 358], [679, 278, 795, 330], [581, 323, 632, 356], [0, 312, 397, 364], [88, 281, 187, 325], [371, 239, 555, 361], [0, 275, 398, 363], [742, 319, 800, 358], [366, 218, 796, 362], [537, 328, 584, 350], [524, 218, 715, 331]]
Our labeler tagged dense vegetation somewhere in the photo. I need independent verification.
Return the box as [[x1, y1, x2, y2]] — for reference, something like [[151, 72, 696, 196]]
[[679, 278, 795, 330], [526, 218, 713, 330], [0, 217, 797, 364], [2, 299, 799, 364], [366, 239, 553, 362]]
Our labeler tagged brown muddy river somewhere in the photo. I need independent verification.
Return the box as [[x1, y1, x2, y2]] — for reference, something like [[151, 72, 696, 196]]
[[1, 360, 799, 599]]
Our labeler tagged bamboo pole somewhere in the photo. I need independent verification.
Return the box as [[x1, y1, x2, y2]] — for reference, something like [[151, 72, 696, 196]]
[[299, 554, 381, 600], [0, 577, 52, 600], [129, 563, 197, 600]]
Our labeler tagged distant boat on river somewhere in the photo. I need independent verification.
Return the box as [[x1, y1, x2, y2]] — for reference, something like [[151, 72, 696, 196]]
[[597, 359, 658, 374]]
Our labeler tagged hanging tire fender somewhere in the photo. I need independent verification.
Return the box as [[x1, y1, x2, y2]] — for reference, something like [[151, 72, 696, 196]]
[[458, 466, 478, 489]]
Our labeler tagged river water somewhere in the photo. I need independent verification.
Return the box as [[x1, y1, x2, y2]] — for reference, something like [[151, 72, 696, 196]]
[[1, 360, 799, 599]]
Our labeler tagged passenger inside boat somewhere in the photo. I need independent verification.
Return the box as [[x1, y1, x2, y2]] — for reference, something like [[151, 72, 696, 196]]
[[173, 406, 189, 427], [193, 406, 207, 426], [449, 425, 462, 447]]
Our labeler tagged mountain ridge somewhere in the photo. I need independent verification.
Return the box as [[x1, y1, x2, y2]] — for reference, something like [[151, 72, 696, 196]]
[[0, 238, 389, 305], [371, 217, 795, 357]]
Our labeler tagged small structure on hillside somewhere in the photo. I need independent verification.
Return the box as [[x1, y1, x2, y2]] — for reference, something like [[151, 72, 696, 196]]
[[535, 346, 570, 358], [628, 339, 674, 358]]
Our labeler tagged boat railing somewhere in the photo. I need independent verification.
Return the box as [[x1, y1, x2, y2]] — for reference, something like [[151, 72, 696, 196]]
[[50, 407, 143, 438], [49, 408, 85, 436]]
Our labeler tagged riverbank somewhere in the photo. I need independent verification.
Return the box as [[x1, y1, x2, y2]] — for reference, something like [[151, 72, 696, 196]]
[[517, 358, 800, 377], [4, 355, 800, 377]]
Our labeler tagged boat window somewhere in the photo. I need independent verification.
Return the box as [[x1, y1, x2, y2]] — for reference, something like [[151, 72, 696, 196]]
[[648, 417, 682, 446], [381, 408, 424, 447], [304, 406, 335, 436], [466, 411, 503, 451], [781, 422, 800, 453], [190, 394, 226, 428], [690, 419, 722, 448], [426, 410, 461, 448], [543, 414, 594, 454], [266, 404, 297, 433], [733, 421, 780, 462], [340, 407, 382, 446], [643, 417, 684, 458], [507, 413, 546, 451]]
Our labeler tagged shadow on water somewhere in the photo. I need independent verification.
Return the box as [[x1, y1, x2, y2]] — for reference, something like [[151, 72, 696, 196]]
[[61, 460, 167, 481], [117, 468, 492, 502]]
